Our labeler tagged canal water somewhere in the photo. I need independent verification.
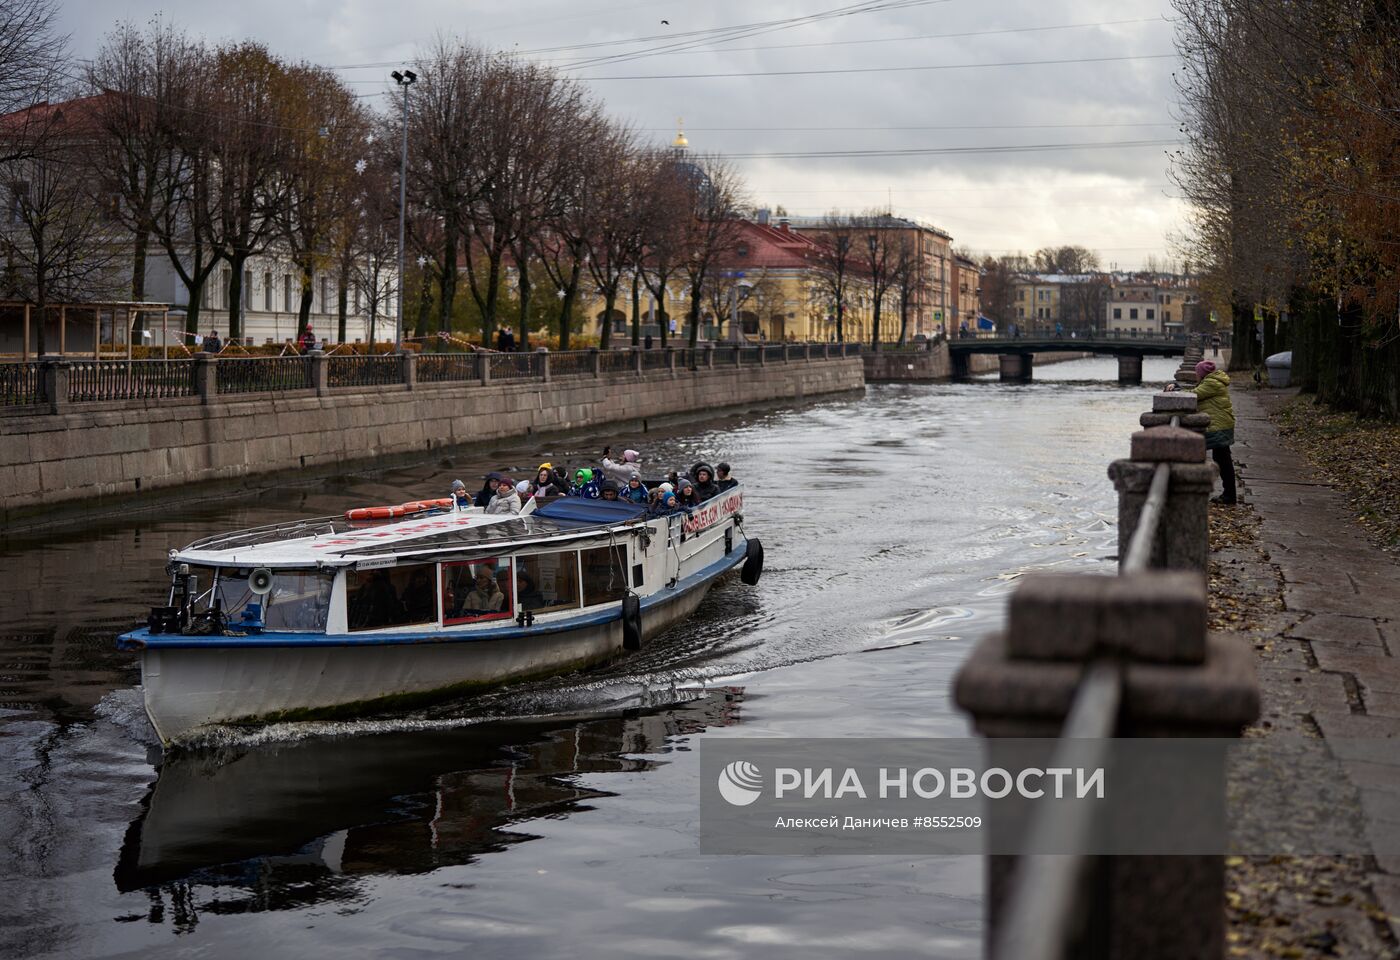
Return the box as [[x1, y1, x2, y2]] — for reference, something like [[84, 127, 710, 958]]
[[0, 355, 1180, 960]]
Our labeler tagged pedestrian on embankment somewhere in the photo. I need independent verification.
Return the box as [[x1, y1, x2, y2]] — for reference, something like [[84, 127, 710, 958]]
[[1171, 359, 1237, 505]]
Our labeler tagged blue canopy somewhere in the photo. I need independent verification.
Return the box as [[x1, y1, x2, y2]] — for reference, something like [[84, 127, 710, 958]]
[[976, 315, 996, 331], [533, 497, 646, 526]]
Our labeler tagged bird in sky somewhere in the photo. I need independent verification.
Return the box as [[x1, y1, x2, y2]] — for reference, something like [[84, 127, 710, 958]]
[[661, 19, 669, 25]]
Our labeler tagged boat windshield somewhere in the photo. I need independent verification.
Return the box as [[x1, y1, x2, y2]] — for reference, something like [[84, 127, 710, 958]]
[[182, 566, 335, 632]]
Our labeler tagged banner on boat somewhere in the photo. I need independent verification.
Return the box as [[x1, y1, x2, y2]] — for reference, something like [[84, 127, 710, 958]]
[[683, 492, 743, 536]]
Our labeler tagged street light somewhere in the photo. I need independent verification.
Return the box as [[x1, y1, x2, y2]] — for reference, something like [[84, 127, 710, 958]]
[[392, 68, 417, 352]]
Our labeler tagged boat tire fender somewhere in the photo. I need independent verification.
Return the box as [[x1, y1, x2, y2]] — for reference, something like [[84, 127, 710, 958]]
[[621, 594, 643, 651], [741, 538, 764, 586]]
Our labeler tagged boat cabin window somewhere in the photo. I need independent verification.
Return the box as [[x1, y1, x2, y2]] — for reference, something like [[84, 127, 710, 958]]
[[207, 568, 335, 632], [515, 551, 582, 614], [580, 546, 628, 607], [346, 562, 437, 632], [442, 558, 514, 626]]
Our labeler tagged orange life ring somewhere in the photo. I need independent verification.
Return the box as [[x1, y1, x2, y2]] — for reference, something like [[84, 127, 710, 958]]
[[344, 498, 454, 521]]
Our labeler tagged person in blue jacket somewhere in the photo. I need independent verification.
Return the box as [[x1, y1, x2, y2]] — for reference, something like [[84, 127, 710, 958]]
[[570, 468, 600, 499], [622, 473, 649, 503]]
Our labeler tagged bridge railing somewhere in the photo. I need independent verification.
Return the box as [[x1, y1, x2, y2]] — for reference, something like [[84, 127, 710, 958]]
[[954, 336, 1258, 960]]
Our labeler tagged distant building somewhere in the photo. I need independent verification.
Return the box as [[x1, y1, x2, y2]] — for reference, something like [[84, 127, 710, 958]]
[[949, 253, 981, 335], [1105, 274, 1199, 335]]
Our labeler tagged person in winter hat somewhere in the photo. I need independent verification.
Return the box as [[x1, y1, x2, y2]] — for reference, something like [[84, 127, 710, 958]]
[[1170, 359, 1237, 505], [622, 473, 649, 503], [486, 476, 522, 514], [451, 479, 472, 509], [691, 462, 720, 501], [570, 467, 601, 499], [601, 447, 642, 484]]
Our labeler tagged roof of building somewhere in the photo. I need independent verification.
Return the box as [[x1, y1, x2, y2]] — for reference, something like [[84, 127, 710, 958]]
[[0, 92, 114, 137], [717, 220, 826, 271]]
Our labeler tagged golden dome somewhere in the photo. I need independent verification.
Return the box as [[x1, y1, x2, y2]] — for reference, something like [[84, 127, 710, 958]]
[[672, 117, 688, 149]]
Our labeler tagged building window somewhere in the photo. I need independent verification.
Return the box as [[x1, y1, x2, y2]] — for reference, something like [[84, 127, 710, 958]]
[[1017, 307, 1025, 319], [243, 270, 253, 306], [321, 277, 330, 312], [1016, 289, 1024, 301], [1164, 310, 1172, 322], [264, 272, 273, 312], [1113, 308, 1122, 320], [1129, 308, 1139, 320], [1146, 308, 1155, 320], [284, 275, 294, 313]]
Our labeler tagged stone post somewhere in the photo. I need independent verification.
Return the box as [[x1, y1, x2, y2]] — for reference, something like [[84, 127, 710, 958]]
[[309, 350, 329, 397], [632, 346, 643, 376], [705, 343, 715, 369], [758, 345, 768, 366], [955, 570, 1258, 960], [1108, 418, 1211, 577], [667, 346, 678, 376], [589, 347, 601, 377], [481, 352, 493, 385], [39, 355, 68, 415], [539, 350, 551, 383], [400, 351, 417, 390], [192, 352, 217, 405]]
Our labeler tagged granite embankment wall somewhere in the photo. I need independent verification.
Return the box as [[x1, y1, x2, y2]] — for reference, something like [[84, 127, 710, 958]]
[[0, 357, 862, 528], [863, 345, 1093, 381]]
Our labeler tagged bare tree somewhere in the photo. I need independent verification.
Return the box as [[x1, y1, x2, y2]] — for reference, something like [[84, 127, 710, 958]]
[[0, 0, 66, 168], [679, 154, 746, 348], [809, 212, 859, 342], [854, 212, 901, 349], [581, 124, 640, 351], [0, 87, 122, 354], [636, 147, 690, 348], [1032, 245, 1100, 274]]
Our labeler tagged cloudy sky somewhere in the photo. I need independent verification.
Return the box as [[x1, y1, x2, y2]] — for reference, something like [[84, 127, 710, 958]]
[[58, 0, 1186, 269]]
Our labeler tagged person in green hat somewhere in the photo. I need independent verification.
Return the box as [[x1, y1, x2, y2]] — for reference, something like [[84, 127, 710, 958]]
[[570, 467, 600, 499]]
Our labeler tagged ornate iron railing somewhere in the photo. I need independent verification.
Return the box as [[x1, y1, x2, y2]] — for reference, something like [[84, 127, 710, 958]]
[[327, 355, 402, 389], [215, 356, 314, 395], [68, 359, 196, 402], [549, 351, 594, 377], [417, 353, 481, 383], [487, 353, 541, 380], [598, 350, 635, 375]]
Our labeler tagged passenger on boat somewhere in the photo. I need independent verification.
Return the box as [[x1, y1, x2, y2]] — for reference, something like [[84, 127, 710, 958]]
[[533, 463, 567, 497], [716, 462, 737, 492], [515, 480, 533, 501], [691, 463, 720, 501], [475, 472, 503, 507], [648, 491, 681, 517], [463, 566, 505, 612], [451, 479, 472, 509], [348, 569, 402, 629], [570, 468, 601, 499], [517, 571, 545, 610], [401, 568, 436, 622], [600, 447, 642, 484], [600, 480, 621, 501], [622, 474, 649, 503], [677, 479, 700, 507], [486, 477, 522, 514]]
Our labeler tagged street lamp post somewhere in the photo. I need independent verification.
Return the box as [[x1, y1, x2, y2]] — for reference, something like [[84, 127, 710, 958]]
[[391, 69, 417, 352]]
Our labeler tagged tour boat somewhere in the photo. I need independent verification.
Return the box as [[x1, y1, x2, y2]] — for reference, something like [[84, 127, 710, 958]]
[[117, 487, 761, 747]]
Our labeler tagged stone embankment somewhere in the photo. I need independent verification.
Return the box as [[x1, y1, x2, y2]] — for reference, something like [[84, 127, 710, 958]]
[[0, 351, 862, 529]]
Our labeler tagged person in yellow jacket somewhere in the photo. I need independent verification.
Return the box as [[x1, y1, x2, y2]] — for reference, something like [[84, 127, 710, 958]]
[[1170, 359, 1236, 504]]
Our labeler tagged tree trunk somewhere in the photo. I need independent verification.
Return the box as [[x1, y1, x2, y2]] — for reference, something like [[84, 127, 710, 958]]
[[898, 295, 909, 345], [297, 262, 314, 335], [871, 297, 882, 350], [558, 260, 580, 351], [687, 280, 702, 349], [415, 274, 433, 342], [337, 276, 349, 344], [601, 287, 616, 351], [481, 253, 502, 348], [438, 233, 458, 340], [835, 301, 845, 343], [517, 262, 531, 352], [631, 273, 641, 347], [131, 228, 149, 336]]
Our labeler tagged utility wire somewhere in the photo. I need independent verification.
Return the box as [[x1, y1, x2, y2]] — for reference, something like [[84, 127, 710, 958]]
[[723, 139, 1180, 159], [572, 53, 1176, 81]]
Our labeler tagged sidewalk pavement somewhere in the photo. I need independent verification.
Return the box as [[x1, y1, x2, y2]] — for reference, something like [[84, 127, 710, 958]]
[[1232, 388, 1400, 936]]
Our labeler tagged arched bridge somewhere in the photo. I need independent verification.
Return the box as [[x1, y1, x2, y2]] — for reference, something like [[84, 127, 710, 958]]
[[948, 334, 1195, 383]]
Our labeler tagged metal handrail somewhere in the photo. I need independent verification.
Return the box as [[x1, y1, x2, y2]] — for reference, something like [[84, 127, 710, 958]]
[[991, 660, 1122, 960], [991, 412, 1184, 960]]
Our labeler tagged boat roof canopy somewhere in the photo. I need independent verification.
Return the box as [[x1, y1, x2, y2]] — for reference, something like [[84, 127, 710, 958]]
[[533, 497, 647, 524]]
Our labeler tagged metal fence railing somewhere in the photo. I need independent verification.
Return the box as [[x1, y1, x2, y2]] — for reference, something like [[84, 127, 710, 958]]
[[327, 355, 402, 389], [68, 359, 196, 402], [598, 350, 635, 375], [416, 353, 481, 383], [15, 341, 855, 410], [488, 353, 541, 380], [215, 356, 314, 395], [0, 362, 44, 406], [549, 351, 593, 378]]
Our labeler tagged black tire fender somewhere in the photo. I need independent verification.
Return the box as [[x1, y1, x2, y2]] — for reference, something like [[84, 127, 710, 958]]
[[741, 538, 764, 586], [621, 593, 643, 651]]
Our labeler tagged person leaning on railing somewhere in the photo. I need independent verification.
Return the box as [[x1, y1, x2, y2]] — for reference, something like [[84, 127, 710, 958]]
[[1167, 359, 1237, 505]]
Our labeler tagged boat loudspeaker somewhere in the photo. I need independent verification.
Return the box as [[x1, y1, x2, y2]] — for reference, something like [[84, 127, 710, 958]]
[[249, 568, 275, 595], [741, 539, 764, 586], [621, 594, 643, 651]]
